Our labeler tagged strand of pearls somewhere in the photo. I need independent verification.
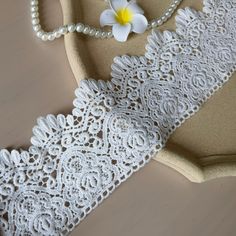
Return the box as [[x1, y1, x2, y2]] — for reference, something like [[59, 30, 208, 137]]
[[31, 0, 183, 41]]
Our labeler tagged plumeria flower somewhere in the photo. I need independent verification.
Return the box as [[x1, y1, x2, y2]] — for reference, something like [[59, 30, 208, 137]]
[[100, 0, 148, 42]]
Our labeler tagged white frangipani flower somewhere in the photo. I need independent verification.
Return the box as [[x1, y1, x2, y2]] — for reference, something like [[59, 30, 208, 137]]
[[100, 0, 148, 42]]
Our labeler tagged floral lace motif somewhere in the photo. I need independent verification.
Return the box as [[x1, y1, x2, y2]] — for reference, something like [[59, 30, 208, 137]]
[[1, 0, 236, 235]]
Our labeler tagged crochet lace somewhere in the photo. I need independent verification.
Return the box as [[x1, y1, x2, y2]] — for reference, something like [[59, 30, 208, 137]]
[[1, 0, 236, 235]]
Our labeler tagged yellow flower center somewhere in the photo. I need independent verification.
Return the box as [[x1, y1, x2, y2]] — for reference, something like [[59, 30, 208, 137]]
[[115, 8, 133, 25]]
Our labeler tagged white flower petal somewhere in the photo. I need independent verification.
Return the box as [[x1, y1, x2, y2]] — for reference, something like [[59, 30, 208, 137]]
[[100, 9, 116, 26], [126, 0, 144, 14], [131, 14, 148, 33], [112, 23, 131, 42], [109, 0, 128, 12]]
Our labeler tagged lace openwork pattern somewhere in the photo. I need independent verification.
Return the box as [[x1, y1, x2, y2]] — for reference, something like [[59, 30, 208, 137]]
[[1, 0, 236, 235]]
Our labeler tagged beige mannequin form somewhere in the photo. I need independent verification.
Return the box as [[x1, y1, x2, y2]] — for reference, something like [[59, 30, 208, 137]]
[[59, 0, 236, 183]]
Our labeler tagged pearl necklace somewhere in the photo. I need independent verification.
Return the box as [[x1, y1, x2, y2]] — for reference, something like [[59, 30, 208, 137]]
[[31, 0, 183, 41]]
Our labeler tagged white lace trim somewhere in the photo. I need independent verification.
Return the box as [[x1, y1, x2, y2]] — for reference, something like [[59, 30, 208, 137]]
[[1, 0, 236, 235]]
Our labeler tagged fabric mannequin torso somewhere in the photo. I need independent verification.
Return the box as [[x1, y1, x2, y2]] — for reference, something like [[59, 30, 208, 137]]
[[61, 0, 236, 180]]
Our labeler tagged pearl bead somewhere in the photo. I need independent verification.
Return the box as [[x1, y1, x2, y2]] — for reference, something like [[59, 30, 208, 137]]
[[76, 23, 84, 32], [36, 30, 43, 38], [100, 31, 107, 39], [68, 24, 76, 33], [31, 1, 39, 6], [107, 31, 113, 38], [161, 16, 166, 21], [88, 28, 96, 36], [95, 30, 102, 38], [167, 7, 173, 13], [53, 30, 61, 38], [33, 24, 41, 32], [31, 6, 38, 12], [31, 12, 39, 18], [59, 26, 68, 35], [41, 34, 48, 41], [31, 1, 38, 6], [165, 12, 170, 17], [48, 34, 55, 41], [157, 19, 162, 25], [83, 26, 90, 34], [32, 18, 39, 25], [151, 21, 158, 28]]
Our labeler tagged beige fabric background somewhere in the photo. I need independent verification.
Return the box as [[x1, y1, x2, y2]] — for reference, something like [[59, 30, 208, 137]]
[[1, 1, 236, 235]]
